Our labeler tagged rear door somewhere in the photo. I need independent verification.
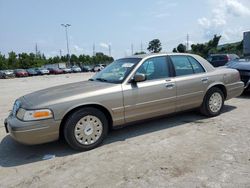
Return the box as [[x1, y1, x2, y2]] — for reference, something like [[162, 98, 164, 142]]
[[169, 55, 208, 112], [122, 56, 176, 123]]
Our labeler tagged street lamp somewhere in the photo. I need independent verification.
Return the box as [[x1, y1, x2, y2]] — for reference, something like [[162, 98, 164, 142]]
[[61, 23, 71, 65]]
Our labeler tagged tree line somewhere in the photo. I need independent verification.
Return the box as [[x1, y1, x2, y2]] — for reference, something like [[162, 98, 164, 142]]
[[0, 52, 114, 70], [138, 35, 243, 58], [0, 35, 244, 70]]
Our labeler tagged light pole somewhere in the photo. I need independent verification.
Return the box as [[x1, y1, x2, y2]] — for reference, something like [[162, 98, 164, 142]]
[[61, 23, 71, 65]]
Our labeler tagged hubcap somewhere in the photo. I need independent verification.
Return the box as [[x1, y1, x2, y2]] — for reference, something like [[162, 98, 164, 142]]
[[74, 115, 103, 145], [209, 92, 223, 113]]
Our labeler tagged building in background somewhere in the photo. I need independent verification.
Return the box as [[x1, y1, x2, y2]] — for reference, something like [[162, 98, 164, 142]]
[[243, 31, 250, 57]]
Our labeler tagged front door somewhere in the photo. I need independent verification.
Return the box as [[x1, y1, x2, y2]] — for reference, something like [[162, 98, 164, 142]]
[[122, 56, 176, 123]]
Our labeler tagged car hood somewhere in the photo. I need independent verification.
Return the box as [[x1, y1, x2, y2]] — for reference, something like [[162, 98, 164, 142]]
[[22, 81, 117, 108], [228, 61, 250, 71]]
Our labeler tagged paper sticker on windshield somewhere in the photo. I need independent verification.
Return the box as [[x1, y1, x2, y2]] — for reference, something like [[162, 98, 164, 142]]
[[122, 63, 134, 68]]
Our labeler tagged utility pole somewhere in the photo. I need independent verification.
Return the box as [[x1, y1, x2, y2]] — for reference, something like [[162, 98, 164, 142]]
[[141, 42, 143, 52], [61, 24, 71, 65], [59, 49, 62, 58], [108, 44, 111, 56], [35, 43, 38, 57], [93, 43, 95, 56], [131, 43, 134, 55], [186, 34, 189, 51]]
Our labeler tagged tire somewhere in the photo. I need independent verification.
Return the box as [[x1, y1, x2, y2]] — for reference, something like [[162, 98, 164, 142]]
[[64, 107, 108, 151], [200, 87, 224, 117]]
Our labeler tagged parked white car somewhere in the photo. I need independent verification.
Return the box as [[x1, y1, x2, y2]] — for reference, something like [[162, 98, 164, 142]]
[[94, 64, 106, 72], [71, 66, 82, 73]]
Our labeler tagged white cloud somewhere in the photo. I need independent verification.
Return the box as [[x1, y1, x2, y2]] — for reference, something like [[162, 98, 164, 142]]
[[198, 0, 250, 41], [72, 45, 84, 54], [99, 42, 110, 49], [225, 0, 250, 16], [198, 17, 211, 28]]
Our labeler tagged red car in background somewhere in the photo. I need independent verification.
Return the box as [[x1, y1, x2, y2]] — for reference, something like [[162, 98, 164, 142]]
[[47, 68, 64, 74], [14, 69, 28, 77]]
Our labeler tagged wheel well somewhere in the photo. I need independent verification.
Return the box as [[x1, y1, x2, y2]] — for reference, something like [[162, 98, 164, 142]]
[[210, 84, 227, 99], [59, 104, 113, 139]]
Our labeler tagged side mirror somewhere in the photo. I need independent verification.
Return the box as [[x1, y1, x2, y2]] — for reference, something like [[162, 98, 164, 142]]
[[132, 73, 146, 82]]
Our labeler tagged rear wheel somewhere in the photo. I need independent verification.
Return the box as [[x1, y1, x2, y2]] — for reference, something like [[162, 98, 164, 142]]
[[200, 87, 224, 117], [64, 107, 108, 151]]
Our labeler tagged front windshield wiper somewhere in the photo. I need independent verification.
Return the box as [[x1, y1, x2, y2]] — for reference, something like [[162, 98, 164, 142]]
[[95, 78, 108, 82]]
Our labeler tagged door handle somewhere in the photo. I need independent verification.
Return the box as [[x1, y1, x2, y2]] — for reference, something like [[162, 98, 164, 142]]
[[201, 78, 208, 83], [165, 83, 175, 89]]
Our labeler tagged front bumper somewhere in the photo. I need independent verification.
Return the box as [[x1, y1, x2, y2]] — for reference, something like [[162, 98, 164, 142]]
[[4, 115, 60, 145]]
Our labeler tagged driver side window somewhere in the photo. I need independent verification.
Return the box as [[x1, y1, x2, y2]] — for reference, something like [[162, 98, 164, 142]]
[[136, 56, 169, 80]]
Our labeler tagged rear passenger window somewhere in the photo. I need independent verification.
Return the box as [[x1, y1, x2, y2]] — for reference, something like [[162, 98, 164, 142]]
[[170, 56, 193, 76], [187, 56, 205, 73]]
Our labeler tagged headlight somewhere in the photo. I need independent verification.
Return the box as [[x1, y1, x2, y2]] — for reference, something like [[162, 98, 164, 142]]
[[16, 108, 53, 121]]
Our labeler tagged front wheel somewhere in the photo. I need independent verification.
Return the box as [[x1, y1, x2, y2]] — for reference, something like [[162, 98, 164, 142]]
[[200, 87, 224, 117], [64, 107, 108, 151]]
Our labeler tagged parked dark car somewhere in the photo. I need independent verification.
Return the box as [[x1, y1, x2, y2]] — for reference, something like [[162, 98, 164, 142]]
[[81, 65, 92, 72], [207, 54, 240, 67], [0, 70, 15, 79], [14, 69, 28, 77], [47, 68, 64, 74], [227, 59, 250, 91], [27, 68, 39, 76], [35, 68, 50, 75]]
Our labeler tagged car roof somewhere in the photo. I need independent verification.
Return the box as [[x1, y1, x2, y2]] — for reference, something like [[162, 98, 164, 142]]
[[126, 52, 200, 59]]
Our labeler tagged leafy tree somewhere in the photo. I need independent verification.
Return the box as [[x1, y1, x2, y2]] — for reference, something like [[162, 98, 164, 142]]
[[147, 39, 162, 53], [172, 48, 177, 53], [8, 51, 19, 69], [177, 44, 186, 53], [0, 53, 7, 70], [70, 54, 79, 64], [191, 35, 222, 58]]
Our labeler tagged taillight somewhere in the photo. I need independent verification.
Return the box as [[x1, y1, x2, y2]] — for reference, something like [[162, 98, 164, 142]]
[[225, 55, 230, 62], [236, 71, 241, 81]]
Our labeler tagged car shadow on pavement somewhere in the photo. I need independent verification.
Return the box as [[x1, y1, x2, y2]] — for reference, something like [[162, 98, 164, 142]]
[[0, 104, 236, 168]]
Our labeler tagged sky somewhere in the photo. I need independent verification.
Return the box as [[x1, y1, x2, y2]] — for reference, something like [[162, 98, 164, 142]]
[[0, 0, 250, 58]]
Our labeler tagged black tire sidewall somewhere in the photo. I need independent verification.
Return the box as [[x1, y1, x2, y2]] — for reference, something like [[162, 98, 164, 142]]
[[64, 107, 108, 151]]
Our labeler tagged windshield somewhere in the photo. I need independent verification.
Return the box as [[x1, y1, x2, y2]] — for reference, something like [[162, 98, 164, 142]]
[[91, 58, 142, 83]]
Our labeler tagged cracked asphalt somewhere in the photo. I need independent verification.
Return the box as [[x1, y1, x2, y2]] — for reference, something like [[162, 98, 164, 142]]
[[0, 73, 250, 188]]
